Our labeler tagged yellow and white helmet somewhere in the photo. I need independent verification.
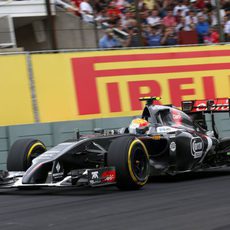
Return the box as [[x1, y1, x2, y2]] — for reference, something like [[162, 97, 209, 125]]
[[129, 118, 150, 134]]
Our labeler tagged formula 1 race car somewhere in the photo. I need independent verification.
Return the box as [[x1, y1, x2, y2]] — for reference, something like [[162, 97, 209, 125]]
[[0, 97, 230, 190]]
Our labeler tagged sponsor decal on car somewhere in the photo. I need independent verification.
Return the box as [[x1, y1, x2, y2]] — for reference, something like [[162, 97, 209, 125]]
[[191, 137, 203, 158], [91, 171, 99, 179], [157, 126, 178, 133], [88, 167, 116, 185], [52, 161, 64, 181], [101, 170, 116, 183], [170, 142, 176, 152], [89, 170, 101, 185], [193, 98, 229, 112]]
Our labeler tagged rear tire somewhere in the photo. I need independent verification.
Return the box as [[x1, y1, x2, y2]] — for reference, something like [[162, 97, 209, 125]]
[[107, 136, 149, 190], [7, 139, 46, 171]]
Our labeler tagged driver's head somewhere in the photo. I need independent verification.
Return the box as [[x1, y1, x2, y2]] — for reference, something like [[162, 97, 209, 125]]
[[129, 118, 150, 134]]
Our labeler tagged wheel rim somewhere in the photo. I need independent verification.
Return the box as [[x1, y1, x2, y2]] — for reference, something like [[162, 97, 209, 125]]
[[132, 147, 149, 180], [131, 146, 149, 181], [128, 140, 149, 185], [26, 143, 46, 168]]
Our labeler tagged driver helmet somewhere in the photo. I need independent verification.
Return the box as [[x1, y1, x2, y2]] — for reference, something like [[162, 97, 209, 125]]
[[129, 118, 150, 134]]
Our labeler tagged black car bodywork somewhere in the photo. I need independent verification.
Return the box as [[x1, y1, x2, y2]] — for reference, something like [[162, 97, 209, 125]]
[[0, 97, 230, 190], [140, 97, 230, 175]]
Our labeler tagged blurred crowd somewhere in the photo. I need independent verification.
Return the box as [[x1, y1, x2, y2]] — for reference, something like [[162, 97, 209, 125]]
[[59, 0, 230, 48]]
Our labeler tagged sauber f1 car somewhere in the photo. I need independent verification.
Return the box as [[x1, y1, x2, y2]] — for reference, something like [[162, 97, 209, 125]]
[[0, 97, 230, 190]]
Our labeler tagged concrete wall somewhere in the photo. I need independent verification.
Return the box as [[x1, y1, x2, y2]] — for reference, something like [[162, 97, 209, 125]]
[[0, 117, 133, 170], [206, 113, 230, 138], [0, 128, 8, 171], [15, 7, 102, 51], [0, 114, 229, 170], [0, 16, 12, 44]]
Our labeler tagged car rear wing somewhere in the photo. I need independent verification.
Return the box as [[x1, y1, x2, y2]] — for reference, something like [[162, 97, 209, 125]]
[[181, 98, 229, 136], [181, 98, 230, 114], [139, 96, 161, 106]]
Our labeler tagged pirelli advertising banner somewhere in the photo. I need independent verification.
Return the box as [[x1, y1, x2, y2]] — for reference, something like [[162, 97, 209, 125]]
[[1, 45, 230, 126], [31, 45, 230, 123]]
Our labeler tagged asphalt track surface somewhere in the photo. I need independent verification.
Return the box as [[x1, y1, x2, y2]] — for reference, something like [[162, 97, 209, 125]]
[[1, 170, 230, 230]]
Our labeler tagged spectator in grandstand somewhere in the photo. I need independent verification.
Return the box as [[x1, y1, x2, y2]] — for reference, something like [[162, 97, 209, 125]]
[[69, 0, 82, 16], [224, 6, 230, 19], [195, 0, 205, 10], [147, 9, 161, 26], [204, 0, 214, 12], [161, 26, 178, 45], [188, 0, 200, 13], [160, 0, 175, 13], [176, 16, 194, 31], [112, 18, 130, 39], [139, 1, 150, 12], [163, 9, 177, 27], [56, 0, 79, 13], [174, 9, 183, 23], [79, 0, 94, 22], [125, 27, 146, 47], [203, 26, 219, 43], [99, 28, 122, 48], [140, 8, 150, 25], [210, 26, 220, 43], [185, 9, 198, 27], [121, 11, 137, 29], [207, 8, 218, 26], [138, 0, 147, 10], [196, 14, 210, 43], [107, 13, 121, 26], [146, 25, 162, 46], [114, 0, 128, 12], [105, 2, 122, 26], [224, 14, 230, 41], [94, 0, 107, 13], [71, 0, 81, 9], [73, 0, 228, 47], [173, 0, 189, 17], [222, 0, 230, 9], [107, 1, 122, 17], [146, 0, 155, 10], [95, 9, 109, 29]]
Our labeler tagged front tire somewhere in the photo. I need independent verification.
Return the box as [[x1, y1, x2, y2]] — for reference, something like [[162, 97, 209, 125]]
[[107, 136, 149, 190], [7, 139, 46, 171]]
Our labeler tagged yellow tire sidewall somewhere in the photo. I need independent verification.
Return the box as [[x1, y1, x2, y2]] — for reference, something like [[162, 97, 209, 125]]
[[127, 139, 149, 186], [27, 142, 46, 160]]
